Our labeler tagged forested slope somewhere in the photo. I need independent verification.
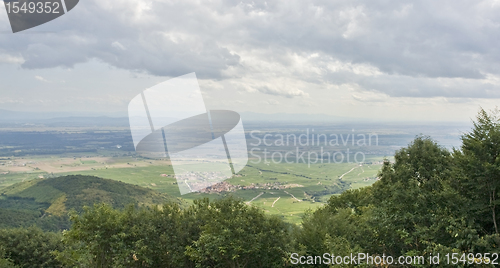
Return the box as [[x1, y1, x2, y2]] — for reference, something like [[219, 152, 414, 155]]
[[0, 175, 185, 231]]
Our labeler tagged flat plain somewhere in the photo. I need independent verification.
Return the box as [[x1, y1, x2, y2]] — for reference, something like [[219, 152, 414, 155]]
[[0, 121, 467, 223], [0, 153, 383, 223]]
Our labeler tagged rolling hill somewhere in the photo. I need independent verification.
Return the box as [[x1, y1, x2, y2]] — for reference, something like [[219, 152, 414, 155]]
[[0, 175, 186, 231]]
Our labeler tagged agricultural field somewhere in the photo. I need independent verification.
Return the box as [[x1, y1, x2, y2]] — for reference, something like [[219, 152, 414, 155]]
[[1, 121, 464, 223], [0, 153, 384, 223]]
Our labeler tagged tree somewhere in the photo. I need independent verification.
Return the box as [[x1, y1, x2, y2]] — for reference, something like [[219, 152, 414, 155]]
[[185, 197, 291, 268], [59, 198, 291, 268], [368, 136, 467, 255], [58, 204, 124, 267], [0, 226, 63, 268], [122, 203, 190, 267], [454, 108, 500, 234], [296, 187, 373, 266], [0, 245, 17, 268]]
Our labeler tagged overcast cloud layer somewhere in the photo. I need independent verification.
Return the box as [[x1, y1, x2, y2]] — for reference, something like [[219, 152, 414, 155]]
[[1, 0, 500, 121]]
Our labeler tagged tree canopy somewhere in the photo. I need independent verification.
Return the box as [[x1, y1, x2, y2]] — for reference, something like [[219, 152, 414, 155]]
[[2, 108, 500, 267]]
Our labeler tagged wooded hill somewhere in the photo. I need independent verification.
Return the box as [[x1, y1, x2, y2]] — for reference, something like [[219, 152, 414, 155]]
[[0, 175, 185, 231]]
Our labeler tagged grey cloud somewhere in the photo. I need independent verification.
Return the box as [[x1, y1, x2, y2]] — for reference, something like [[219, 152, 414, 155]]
[[322, 68, 500, 99], [0, 0, 241, 78], [241, 0, 499, 81], [355, 75, 500, 99], [257, 86, 308, 98], [1, 0, 499, 98]]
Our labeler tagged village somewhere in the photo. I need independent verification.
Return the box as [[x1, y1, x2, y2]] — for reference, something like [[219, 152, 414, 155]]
[[199, 181, 303, 194]]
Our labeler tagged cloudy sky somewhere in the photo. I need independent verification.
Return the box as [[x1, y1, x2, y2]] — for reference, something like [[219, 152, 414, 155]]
[[1, 0, 500, 122]]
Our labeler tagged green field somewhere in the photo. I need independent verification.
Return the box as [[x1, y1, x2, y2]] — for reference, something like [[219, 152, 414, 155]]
[[0, 154, 385, 224], [0, 170, 47, 190], [62, 158, 383, 223]]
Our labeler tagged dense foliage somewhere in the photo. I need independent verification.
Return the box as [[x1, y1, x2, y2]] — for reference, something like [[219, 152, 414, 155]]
[[0, 175, 184, 231], [52, 197, 292, 268], [1, 108, 500, 267], [296, 109, 500, 267], [0, 226, 63, 267]]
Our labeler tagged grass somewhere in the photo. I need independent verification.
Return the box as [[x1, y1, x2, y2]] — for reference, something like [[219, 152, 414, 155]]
[[238, 190, 324, 224], [0, 154, 385, 224], [76, 159, 383, 223], [80, 160, 98, 164], [0, 172, 46, 189]]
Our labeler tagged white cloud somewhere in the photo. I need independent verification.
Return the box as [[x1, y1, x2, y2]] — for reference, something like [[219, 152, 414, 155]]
[[0, 97, 23, 104], [264, 99, 280, 105], [0, 54, 25, 65], [34, 75, 50, 82], [351, 89, 390, 102], [111, 41, 127, 51], [257, 86, 308, 98]]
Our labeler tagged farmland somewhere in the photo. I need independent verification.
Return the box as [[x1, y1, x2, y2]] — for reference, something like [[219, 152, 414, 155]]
[[0, 153, 383, 223], [0, 121, 466, 223]]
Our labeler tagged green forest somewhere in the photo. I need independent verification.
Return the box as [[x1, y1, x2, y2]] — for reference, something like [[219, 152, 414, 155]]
[[1, 108, 500, 267]]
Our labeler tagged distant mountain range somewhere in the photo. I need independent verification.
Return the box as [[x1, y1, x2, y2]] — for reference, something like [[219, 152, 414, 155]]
[[240, 111, 355, 123], [0, 109, 130, 127], [0, 109, 66, 121], [0, 109, 359, 127], [0, 109, 470, 126]]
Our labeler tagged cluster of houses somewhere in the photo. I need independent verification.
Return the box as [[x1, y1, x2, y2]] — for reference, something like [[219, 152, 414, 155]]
[[200, 181, 300, 194]]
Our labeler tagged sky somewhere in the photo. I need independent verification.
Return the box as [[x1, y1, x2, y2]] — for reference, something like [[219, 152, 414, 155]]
[[1, 0, 500, 122]]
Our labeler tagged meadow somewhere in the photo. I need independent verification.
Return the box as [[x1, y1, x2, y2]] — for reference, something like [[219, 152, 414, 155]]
[[2, 122, 461, 223], [0, 153, 384, 223]]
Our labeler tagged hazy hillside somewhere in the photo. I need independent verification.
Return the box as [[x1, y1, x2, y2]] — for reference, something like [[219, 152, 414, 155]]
[[0, 175, 185, 231]]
